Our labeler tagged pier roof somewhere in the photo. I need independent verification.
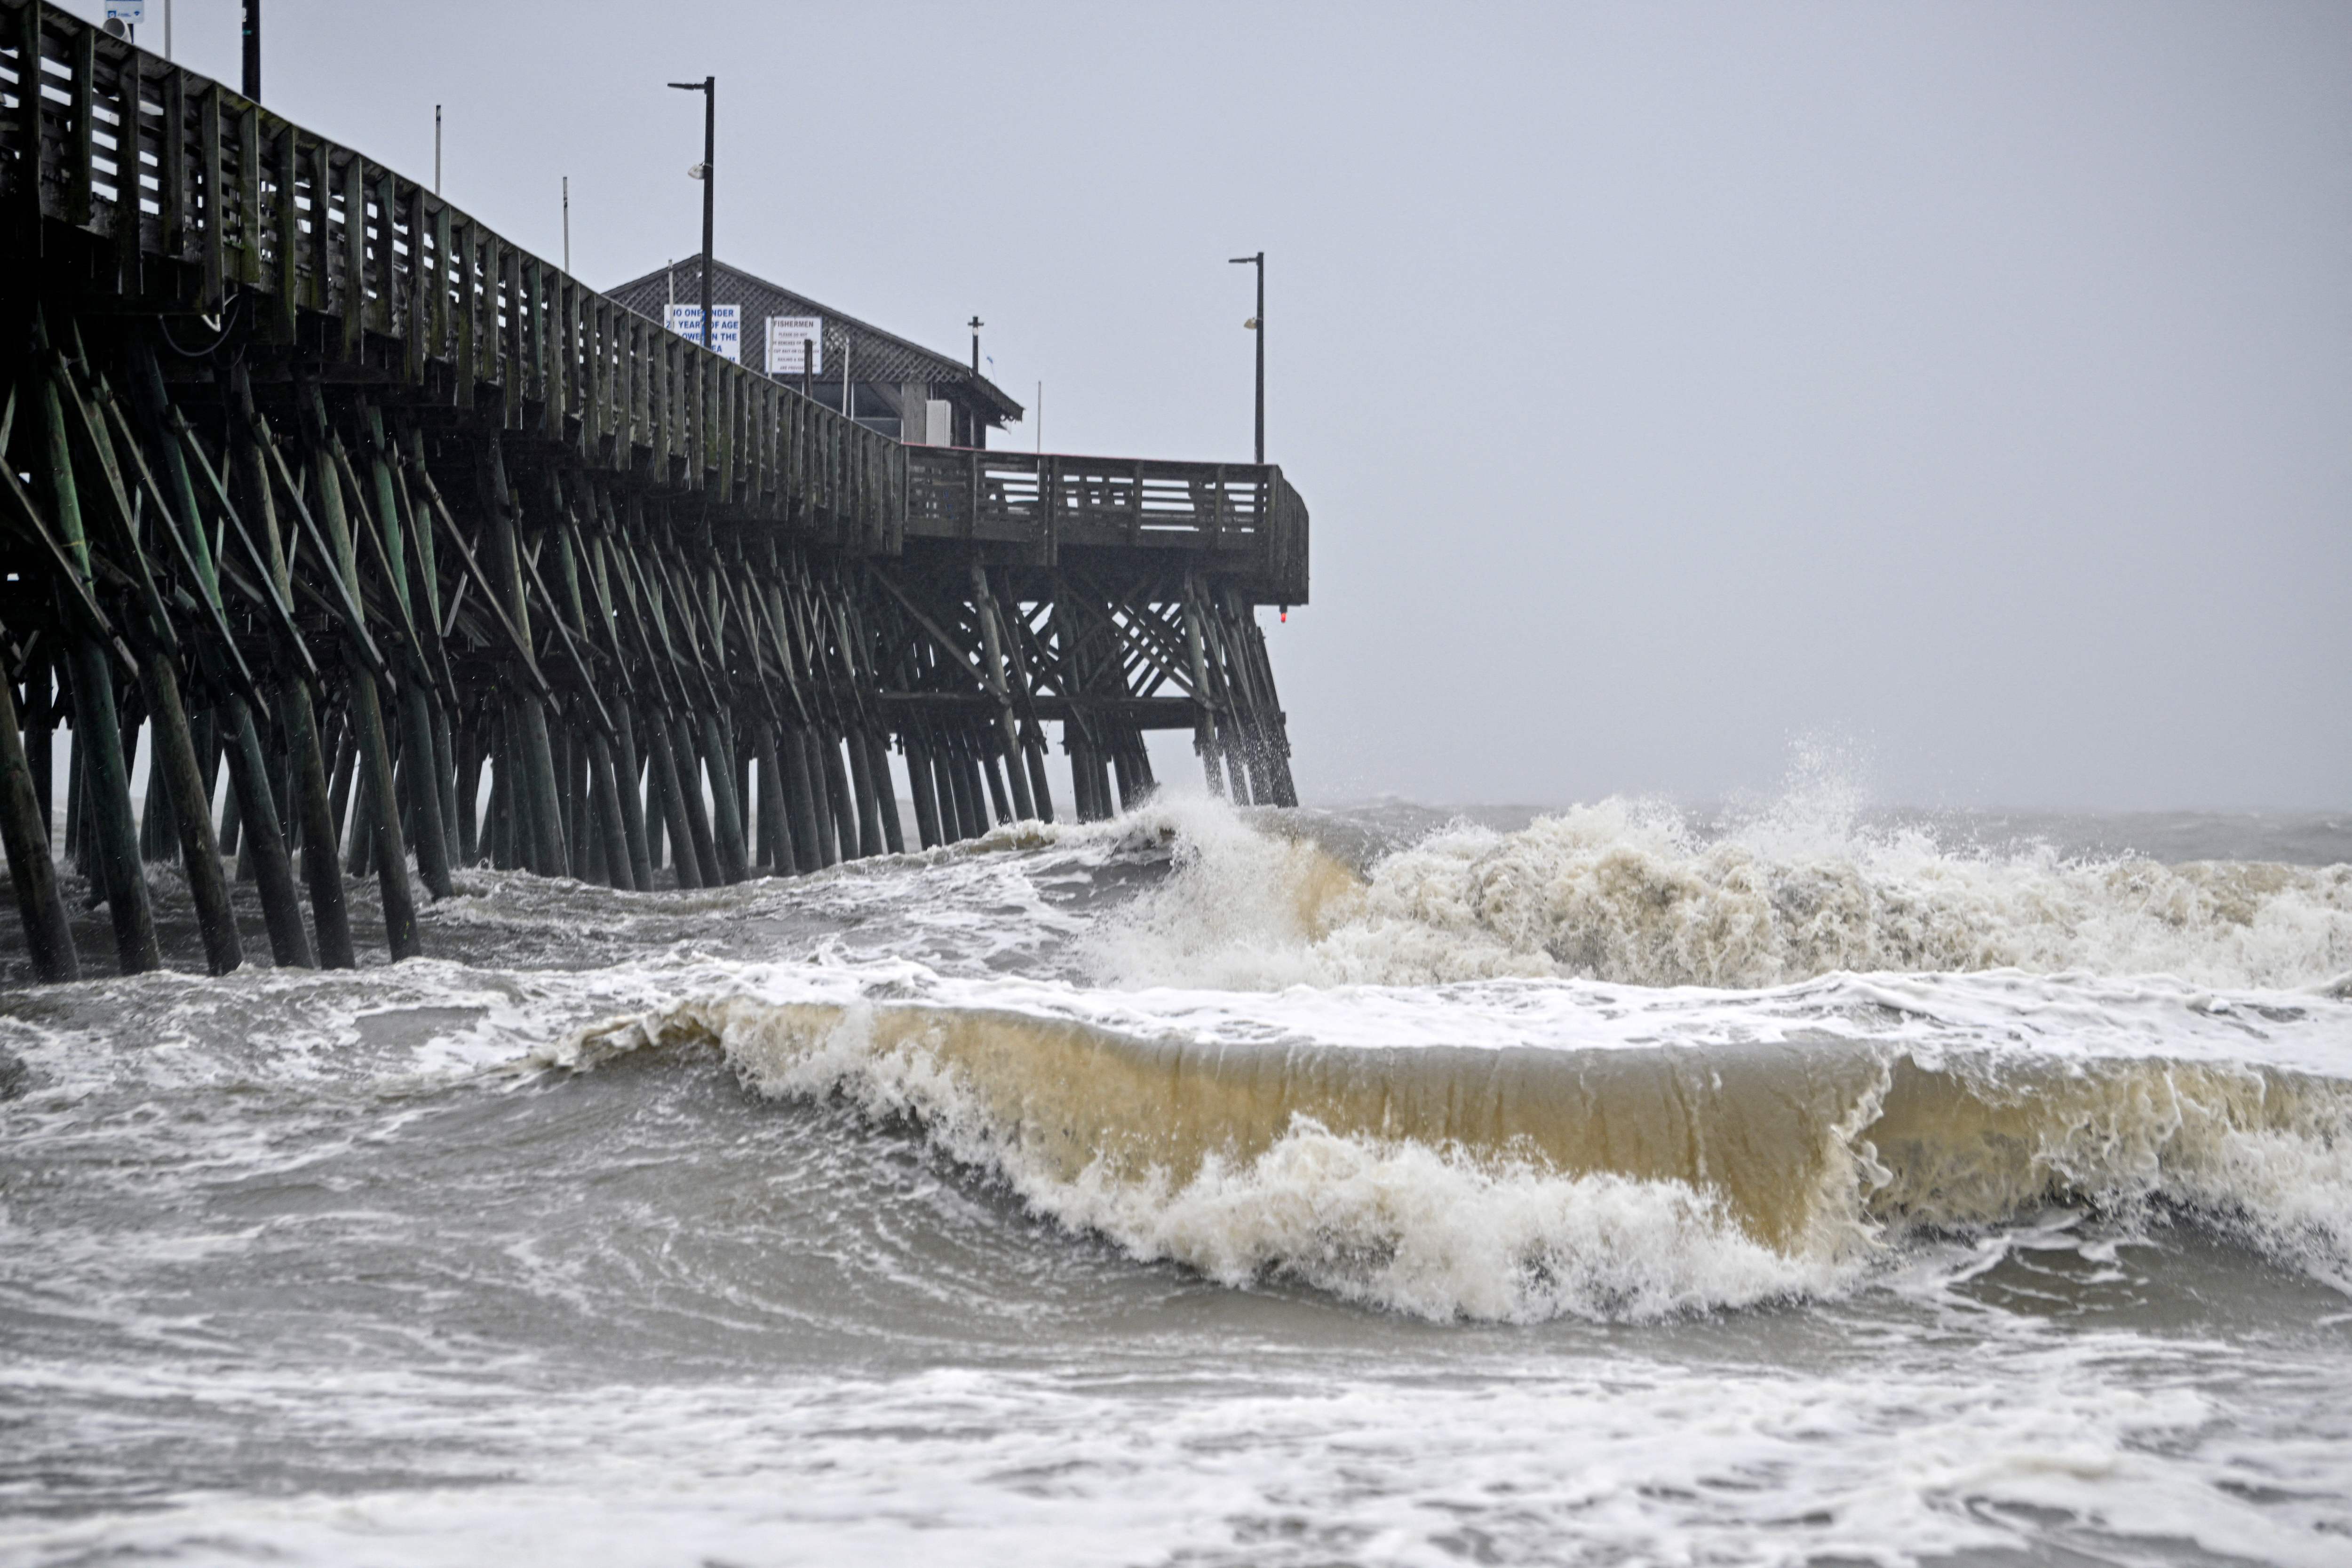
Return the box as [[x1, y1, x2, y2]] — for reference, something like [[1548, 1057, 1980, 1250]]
[[604, 260, 1025, 429]]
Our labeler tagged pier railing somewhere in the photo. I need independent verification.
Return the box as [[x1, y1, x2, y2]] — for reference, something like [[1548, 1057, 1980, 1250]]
[[904, 449, 1309, 603], [0, 2, 1310, 599], [0, 0, 903, 544]]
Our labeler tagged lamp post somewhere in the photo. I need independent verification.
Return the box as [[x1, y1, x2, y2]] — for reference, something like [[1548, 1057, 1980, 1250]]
[[1230, 250, 1264, 463], [241, 0, 260, 101], [668, 76, 715, 350]]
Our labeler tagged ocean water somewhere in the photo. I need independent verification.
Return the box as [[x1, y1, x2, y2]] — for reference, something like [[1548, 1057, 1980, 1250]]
[[1, 789, 2349, 1567]]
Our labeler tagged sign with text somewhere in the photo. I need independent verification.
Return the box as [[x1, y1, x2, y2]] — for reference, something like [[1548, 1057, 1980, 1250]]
[[664, 303, 741, 363], [104, 1, 146, 20], [765, 317, 823, 376]]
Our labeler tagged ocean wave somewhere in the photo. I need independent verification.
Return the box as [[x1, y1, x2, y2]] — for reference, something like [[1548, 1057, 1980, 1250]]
[[540, 989, 2352, 1322], [1085, 795, 2352, 991]]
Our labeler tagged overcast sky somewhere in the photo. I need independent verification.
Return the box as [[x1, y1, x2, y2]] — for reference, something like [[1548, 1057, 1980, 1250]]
[[102, 1, 2352, 810]]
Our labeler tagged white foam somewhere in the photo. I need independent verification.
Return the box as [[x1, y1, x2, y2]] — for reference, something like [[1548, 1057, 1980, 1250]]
[[1083, 794, 2352, 992], [8, 1352, 2346, 1568]]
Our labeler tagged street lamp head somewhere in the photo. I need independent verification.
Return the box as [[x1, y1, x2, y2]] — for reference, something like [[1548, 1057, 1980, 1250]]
[[1228, 255, 1261, 266]]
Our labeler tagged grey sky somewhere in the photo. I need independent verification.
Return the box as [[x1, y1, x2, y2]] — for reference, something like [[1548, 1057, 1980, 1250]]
[[113, 1, 2352, 810]]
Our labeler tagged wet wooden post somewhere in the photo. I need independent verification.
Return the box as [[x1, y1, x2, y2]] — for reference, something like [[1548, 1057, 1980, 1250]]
[[456, 719, 482, 864], [306, 398, 419, 960], [612, 707, 654, 890], [354, 407, 452, 901], [751, 717, 793, 875], [25, 661, 55, 851], [130, 341, 314, 965], [818, 733, 858, 860], [902, 725, 942, 851], [34, 342, 159, 974], [61, 361, 242, 972], [969, 565, 1037, 821], [781, 725, 825, 872], [842, 721, 884, 858], [700, 710, 750, 883], [643, 711, 703, 888], [933, 725, 971, 843], [866, 732, 906, 854], [480, 440, 567, 878], [228, 369, 355, 969], [670, 714, 723, 882], [1180, 588, 1225, 798], [0, 652, 79, 981]]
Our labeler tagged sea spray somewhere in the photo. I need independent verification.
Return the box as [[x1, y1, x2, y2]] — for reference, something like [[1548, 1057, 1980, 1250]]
[[1085, 794, 2352, 990]]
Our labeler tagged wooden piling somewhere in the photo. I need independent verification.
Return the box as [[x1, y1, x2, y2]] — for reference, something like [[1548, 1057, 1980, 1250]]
[[643, 712, 702, 888], [700, 712, 750, 883], [35, 349, 158, 973], [0, 655, 79, 981], [752, 718, 794, 876]]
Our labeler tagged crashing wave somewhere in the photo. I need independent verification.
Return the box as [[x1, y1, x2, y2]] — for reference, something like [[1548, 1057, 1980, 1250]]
[[541, 992, 2352, 1323], [1086, 795, 2352, 991]]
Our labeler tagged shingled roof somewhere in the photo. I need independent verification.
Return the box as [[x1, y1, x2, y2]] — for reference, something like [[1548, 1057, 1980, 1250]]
[[604, 258, 1025, 427]]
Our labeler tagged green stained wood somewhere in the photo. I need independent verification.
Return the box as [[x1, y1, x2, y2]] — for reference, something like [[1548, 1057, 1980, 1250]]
[[35, 349, 156, 972], [273, 124, 297, 335], [236, 103, 260, 287], [0, 648, 79, 980]]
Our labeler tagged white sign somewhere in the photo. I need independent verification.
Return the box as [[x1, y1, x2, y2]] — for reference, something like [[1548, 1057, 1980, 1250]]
[[105, 0, 146, 19], [664, 302, 741, 363], [765, 317, 823, 376]]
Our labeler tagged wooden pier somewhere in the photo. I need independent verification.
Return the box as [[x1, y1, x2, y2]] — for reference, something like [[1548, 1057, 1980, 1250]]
[[0, 0, 1306, 978]]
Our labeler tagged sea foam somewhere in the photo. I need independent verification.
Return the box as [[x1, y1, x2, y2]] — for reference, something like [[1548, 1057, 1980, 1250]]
[[1085, 794, 2352, 991]]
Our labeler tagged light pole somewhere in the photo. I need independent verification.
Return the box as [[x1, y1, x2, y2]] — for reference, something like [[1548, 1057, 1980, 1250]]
[[241, 0, 260, 101], [668, 76, 715, 350], [1230, 250, 1264, 463]]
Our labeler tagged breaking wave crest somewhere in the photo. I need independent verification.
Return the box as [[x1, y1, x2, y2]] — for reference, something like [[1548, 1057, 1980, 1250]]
[[1088, 795, 2352, 990], [541, 995, 2352, 1323]]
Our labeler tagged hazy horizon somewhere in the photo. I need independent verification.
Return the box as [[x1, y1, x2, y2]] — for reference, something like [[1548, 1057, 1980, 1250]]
[[103, 0, 2352, 812]]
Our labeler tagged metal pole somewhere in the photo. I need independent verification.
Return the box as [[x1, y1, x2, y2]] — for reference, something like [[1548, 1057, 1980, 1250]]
[[1255, 253, 1265, 463], [699, 79, 714, 348], [1230, 250, 1264, 462], [667, 78, 716, 350], [562, 176, 570, 273], [241, 0, 260, 101], [165, 0, 173, 60], [435, 105, 441, 193], [969, 316, 982, 374]]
